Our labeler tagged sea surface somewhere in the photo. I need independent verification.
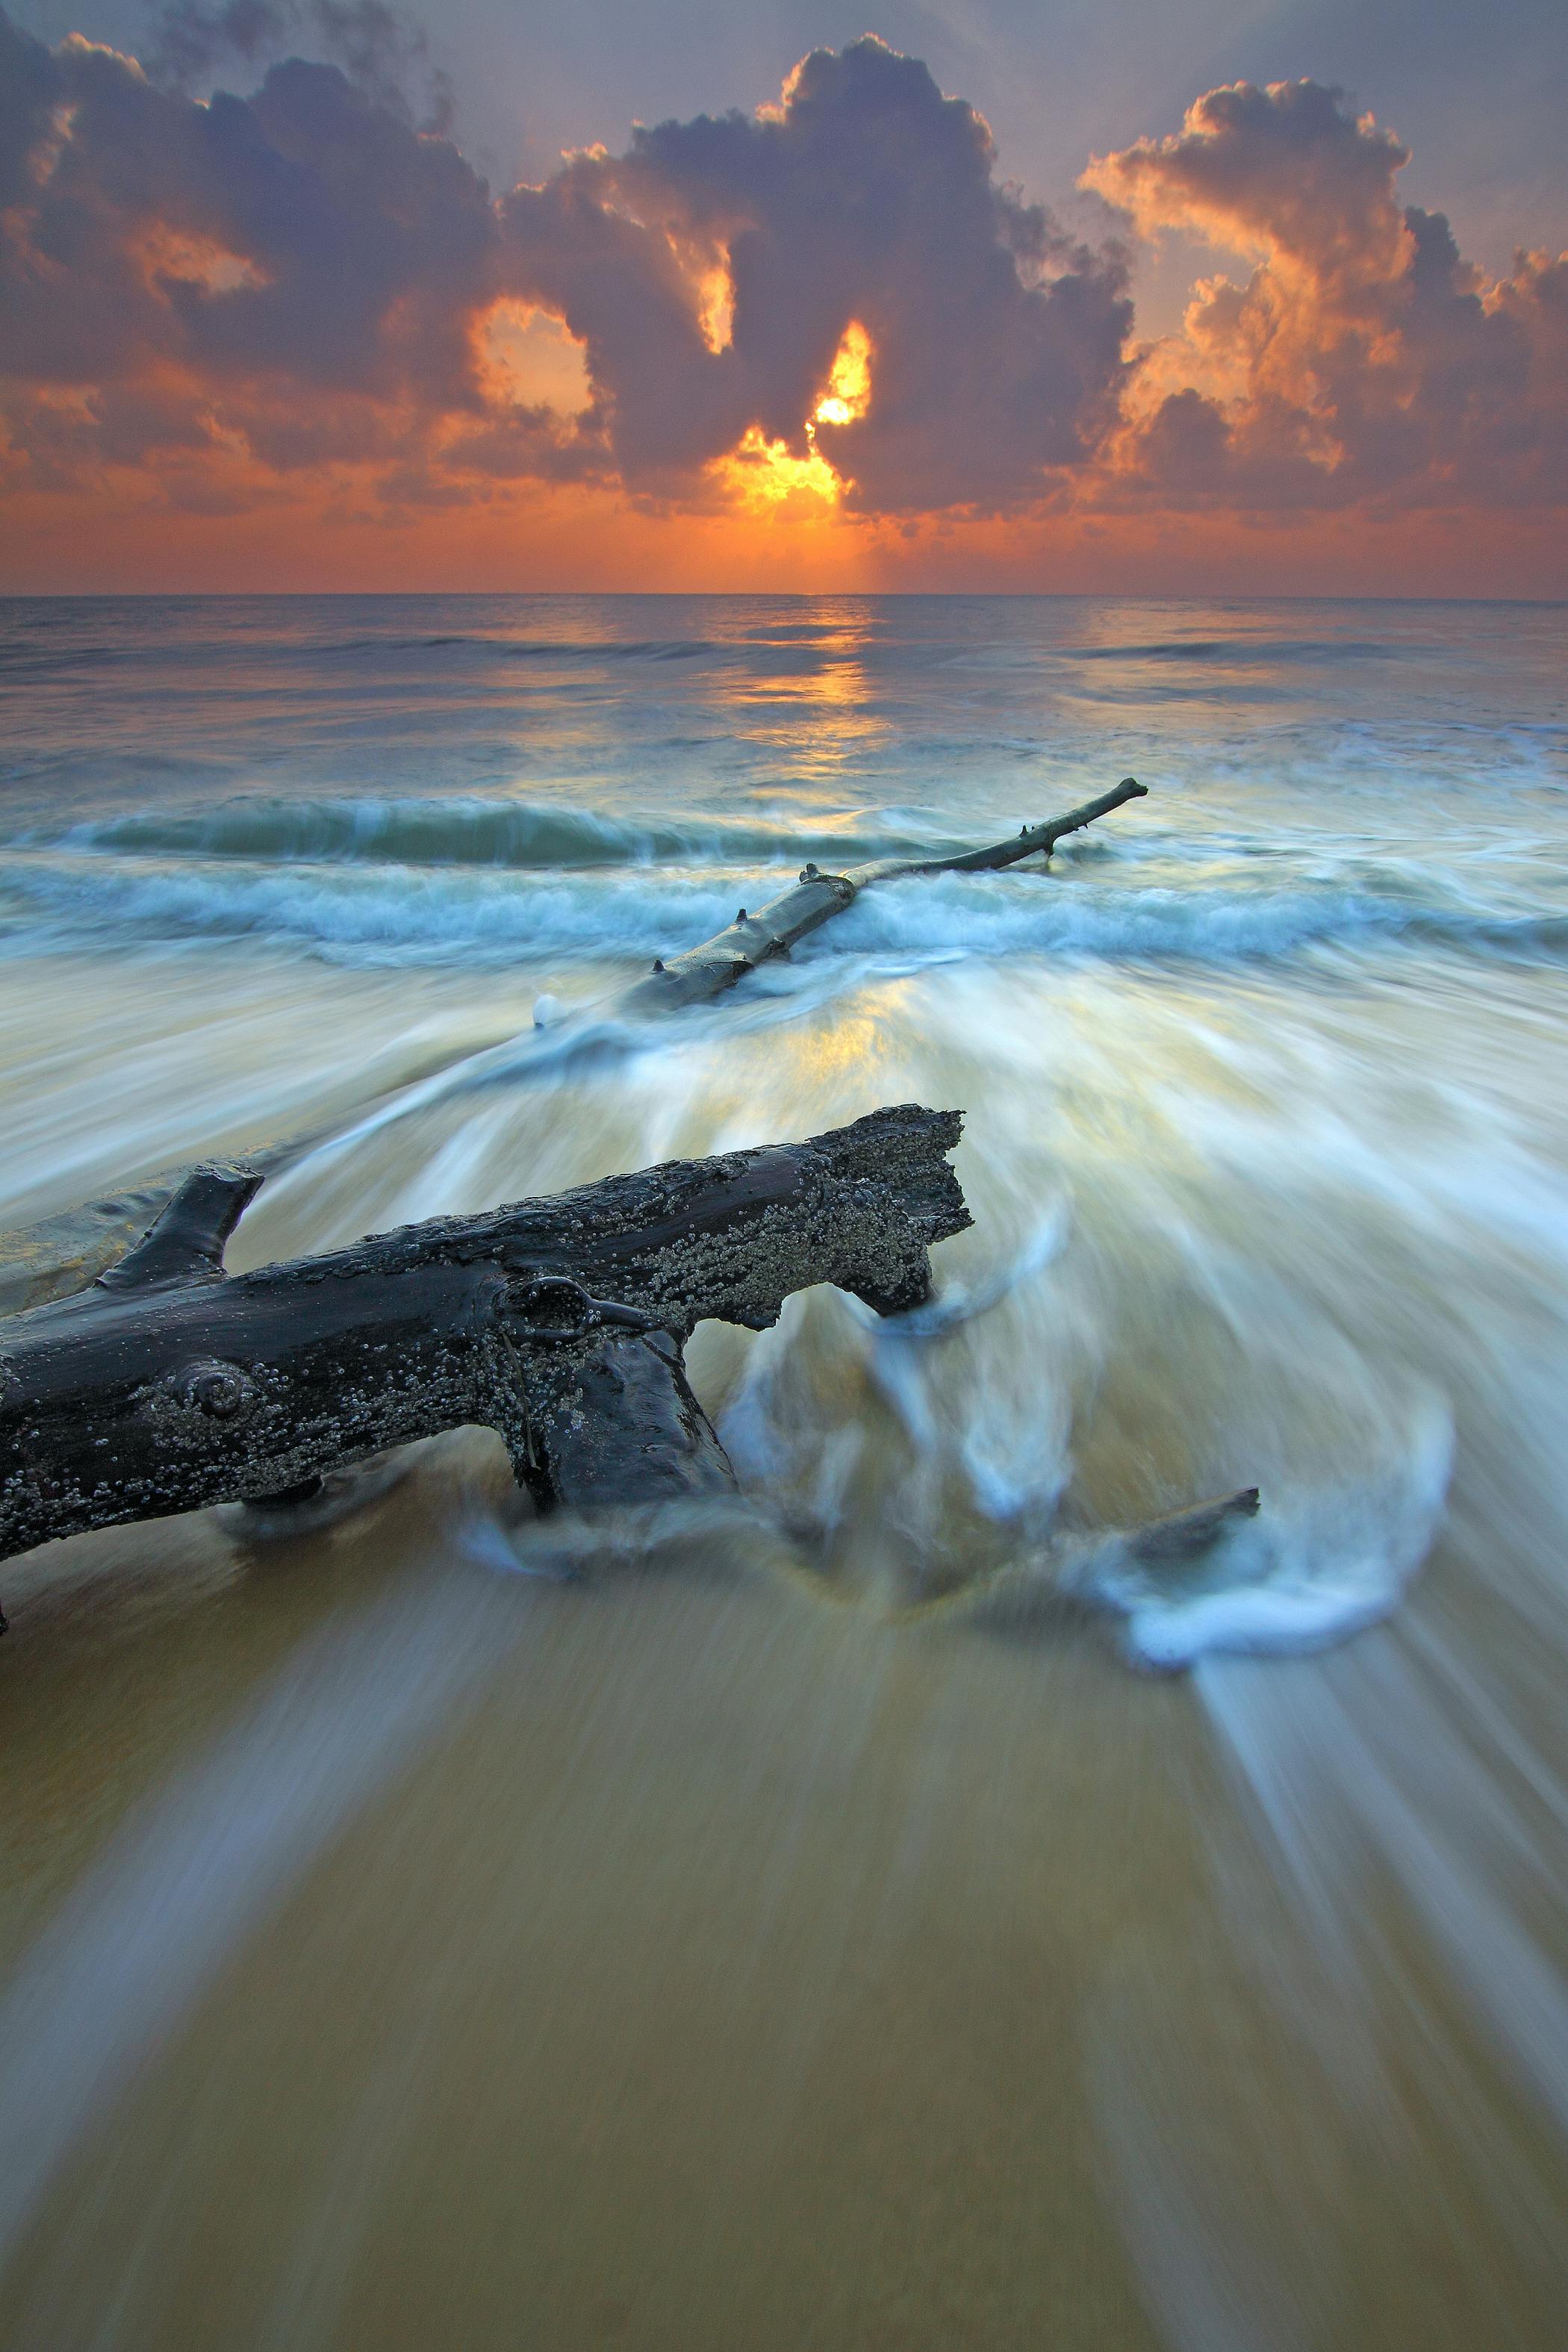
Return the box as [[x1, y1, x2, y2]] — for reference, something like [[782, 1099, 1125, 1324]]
[[1, 592, 1567, 2347]]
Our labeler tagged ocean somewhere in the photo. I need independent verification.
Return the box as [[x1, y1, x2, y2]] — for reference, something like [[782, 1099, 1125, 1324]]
[[1, 592, 1567, 2347]]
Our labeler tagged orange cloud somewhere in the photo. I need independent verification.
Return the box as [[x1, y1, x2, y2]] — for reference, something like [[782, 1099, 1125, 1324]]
[[1083, 80, 1568, 517]]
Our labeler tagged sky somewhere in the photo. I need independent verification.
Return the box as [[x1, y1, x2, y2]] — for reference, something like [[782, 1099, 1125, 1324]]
[[3, 0, 1565, 594]]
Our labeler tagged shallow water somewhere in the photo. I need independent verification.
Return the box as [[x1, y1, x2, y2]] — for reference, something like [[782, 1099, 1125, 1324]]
[[1, 594, 1567, 2347]]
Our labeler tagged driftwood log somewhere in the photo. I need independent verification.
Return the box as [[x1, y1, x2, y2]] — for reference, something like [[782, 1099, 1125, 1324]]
[[0, 1106, 969, 1606], [619, 777, 1148, 1016]]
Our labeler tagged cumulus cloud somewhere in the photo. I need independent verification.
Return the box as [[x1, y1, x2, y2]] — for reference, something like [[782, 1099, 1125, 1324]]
[[0, 7, 603, 504], [500, 40, 1133, 508], [1083, 78, 1568, 509], [0, 11, 1563, 542]]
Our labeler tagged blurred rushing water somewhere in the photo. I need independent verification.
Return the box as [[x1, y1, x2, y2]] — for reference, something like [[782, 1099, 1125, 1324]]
[[1, 594, 1567, 2348]]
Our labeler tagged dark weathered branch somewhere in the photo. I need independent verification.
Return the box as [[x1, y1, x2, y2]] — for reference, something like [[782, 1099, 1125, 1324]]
[[849, 775, 1149, 880], [1119, 1485, 1260, 1568], [618, 778, 1148, 1018], [0, 1105, 968, 1578]]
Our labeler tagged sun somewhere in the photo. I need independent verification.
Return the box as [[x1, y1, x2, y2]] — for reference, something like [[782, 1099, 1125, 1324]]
[[808, 321, 873, 435], [717, 323, 875, 514]]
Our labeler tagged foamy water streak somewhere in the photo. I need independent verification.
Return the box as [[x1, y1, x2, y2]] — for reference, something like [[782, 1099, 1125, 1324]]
[[1095, 1599, 1568, 2350], [4, 831, 1568, 976]]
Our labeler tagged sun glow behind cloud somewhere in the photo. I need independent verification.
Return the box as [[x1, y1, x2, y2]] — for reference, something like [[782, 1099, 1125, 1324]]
[[809, 322, 873, 432], [696, 267, 735, 357], [138, 227, 273, 297], [717, 427, 840, 512], [715, 323, 875, 513]]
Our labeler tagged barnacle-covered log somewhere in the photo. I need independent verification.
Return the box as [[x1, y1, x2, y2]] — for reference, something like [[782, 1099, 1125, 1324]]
[[0, 1106, 969, 1591]]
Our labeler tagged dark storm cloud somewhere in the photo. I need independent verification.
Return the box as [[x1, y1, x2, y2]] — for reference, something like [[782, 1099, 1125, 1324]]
[[0, 10, 1564, 527], [501, 38, 1133, 508], [0, 11, 493, 402], [0, 7, 601, 497]]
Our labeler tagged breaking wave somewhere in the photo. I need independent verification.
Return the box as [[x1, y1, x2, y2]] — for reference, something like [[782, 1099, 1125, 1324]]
[[12, 795, 939, 873], [812, 868, 1568, 970]]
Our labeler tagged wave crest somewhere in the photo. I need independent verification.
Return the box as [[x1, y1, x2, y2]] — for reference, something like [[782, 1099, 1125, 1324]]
[[16, 797, 936, 873]]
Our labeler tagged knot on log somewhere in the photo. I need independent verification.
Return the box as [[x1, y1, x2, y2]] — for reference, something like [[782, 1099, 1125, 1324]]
[[502, 1275, 664, 1345], [156, 1360, 261, 1425]]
